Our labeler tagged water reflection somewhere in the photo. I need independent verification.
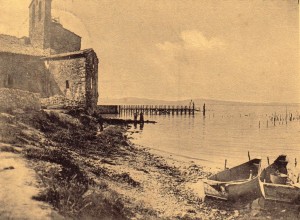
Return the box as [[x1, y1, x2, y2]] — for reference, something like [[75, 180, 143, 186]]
[[116, 104, 300, 168]]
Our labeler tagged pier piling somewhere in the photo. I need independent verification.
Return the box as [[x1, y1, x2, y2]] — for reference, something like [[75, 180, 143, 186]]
[[118, 104, 198, 115]]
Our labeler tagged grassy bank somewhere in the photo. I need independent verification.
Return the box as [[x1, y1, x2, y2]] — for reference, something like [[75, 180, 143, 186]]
[[0, 110, 299, 219]]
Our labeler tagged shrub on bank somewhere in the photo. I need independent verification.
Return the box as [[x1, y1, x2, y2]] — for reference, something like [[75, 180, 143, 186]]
[[16, 110, 135, 219]]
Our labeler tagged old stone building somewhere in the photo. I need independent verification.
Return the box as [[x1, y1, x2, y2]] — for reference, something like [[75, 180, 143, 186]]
[[0, 0, 99, 112], [29, 0, 81, 53], [41, 49, 98, 111]]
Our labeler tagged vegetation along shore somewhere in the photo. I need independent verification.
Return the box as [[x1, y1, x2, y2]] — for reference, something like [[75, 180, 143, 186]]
[[0, 109, 299, 219]]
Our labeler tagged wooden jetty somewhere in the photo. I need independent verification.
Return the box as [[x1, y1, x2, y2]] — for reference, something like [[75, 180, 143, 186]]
[[118, 104, 199, 115], [102, 118, 157, 125]]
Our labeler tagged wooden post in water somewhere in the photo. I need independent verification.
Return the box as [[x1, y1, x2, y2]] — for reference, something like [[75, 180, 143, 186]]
[[203, 103, 206, 116], [224, 159, 227, 170], [286, 106, 288, 125], [248, 151, 251, 161], [192, 102, 195, 115], [267, 157, 270, 165], [295, 158, 297, 167]]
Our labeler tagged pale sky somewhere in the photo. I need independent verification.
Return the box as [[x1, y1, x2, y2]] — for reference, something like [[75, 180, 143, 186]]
[[0, 0, 299, 103]]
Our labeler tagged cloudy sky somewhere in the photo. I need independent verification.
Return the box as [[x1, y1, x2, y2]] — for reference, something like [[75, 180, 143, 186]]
[[0, 0, 299, 103]]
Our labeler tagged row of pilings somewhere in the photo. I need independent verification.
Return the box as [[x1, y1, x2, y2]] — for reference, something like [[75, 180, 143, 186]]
[[258, 111, 300, 128], [118, 104, 205, 115]]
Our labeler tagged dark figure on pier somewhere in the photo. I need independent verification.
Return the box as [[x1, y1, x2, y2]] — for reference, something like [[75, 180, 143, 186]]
[[134, 122, 137, 129], [97, 115, 104, 132], [140, 112, 144, 123], [133, 112, 138, 122], [140, 123, 144, 130]]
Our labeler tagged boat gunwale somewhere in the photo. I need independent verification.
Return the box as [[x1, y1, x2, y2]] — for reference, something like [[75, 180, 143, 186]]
[[204, 175, 259, 186], [262, 182, 299, 189], [207, 158, 262, 182]]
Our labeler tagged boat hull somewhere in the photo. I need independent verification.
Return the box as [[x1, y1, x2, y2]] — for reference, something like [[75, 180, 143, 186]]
[[204, 176, 260, 201], [203, 158, 262, 201], [259, 155, 300, 204], [260, 182, 300, 204]]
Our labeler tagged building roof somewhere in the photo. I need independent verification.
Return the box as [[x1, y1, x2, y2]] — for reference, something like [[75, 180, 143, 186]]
[[41, 48, 95, 60], [0, 34, 48, 56]]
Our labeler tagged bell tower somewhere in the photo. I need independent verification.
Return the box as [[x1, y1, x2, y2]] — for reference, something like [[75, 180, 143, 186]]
[[29, 0, 52, 49]]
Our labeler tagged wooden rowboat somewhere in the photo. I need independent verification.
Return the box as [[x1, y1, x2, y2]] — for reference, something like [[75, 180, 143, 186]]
[[259, 155, 300, 204], [203, 158, 262, 201]]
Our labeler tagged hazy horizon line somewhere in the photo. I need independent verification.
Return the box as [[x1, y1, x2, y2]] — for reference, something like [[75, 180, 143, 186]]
[[100, 96, 300, 105]]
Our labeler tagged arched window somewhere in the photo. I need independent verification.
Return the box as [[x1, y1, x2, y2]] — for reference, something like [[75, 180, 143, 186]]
[[38, 1, 42, 21]]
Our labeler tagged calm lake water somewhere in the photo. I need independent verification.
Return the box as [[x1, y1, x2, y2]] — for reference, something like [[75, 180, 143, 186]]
[[115, 104, 300, 169]]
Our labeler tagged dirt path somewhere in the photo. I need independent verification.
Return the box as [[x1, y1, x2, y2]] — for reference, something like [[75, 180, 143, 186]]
[[0, 149, 62, 220]]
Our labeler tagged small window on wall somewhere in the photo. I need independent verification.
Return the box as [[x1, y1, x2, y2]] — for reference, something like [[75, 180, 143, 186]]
[[7, 75, 13, 88], [38, 2, 42, 21], [66, 80, 70, 89]]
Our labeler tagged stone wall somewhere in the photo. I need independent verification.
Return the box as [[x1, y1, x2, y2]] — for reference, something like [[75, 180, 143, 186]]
[[45, 57, 87, 108], [0, 50, 98, 111], [44, 50, 99, 112], [50, 23, 81, 54], [85, 51, 99, 111], [0, 88, 40, 112], [0, 53, 61, 97]]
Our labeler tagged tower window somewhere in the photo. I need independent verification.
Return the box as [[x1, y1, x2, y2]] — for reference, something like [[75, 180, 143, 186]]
[[32, 4, 36, 26], [66, 80, 70, 89], [38, 2, 42, 21]]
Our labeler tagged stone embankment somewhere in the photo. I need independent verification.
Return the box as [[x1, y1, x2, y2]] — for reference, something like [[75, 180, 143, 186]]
[[0, 88, 40, 112]]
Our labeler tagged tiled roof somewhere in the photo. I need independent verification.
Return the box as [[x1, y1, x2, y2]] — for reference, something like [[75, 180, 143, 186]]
[[0, 34, 48, 56]]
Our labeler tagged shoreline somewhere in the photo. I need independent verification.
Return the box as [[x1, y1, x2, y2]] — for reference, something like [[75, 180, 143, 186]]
[[0, 110, 299, 219], [137, 144, 221, 171]]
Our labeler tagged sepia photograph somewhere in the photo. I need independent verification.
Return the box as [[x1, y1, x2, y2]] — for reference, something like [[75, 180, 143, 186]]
[[0, 0, 299, 219]]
